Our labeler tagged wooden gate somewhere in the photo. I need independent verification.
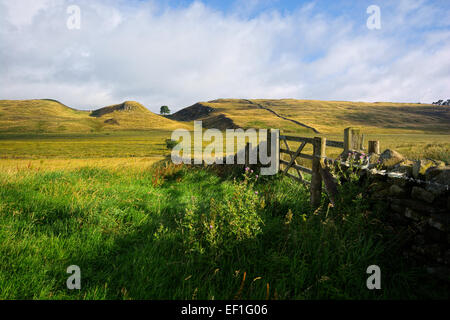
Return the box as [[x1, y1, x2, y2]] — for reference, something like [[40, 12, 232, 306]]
[[240, 127, 379, 208], [278, 128, 376, 208]]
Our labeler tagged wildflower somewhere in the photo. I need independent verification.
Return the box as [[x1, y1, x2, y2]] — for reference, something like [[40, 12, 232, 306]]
[[251, 170, 254, 173], [255, 191, 258, 195], [210, 225, 213, 229], [255, 175, 259, 179], [245, 167, 250, 171]]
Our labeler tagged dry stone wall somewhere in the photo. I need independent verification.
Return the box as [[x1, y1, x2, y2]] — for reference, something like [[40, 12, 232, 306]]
[[362, 150, 450, 282]]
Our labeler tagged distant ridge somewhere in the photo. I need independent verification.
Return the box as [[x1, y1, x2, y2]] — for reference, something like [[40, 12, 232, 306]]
[[1, 98, 448, 135], [0, 99, 191, 133], [40, 99, 79, 111], [168, 98, 450, 135]]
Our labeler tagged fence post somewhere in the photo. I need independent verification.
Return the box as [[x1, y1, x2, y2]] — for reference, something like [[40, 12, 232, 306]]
[[344, 128, 352, 153], [368, 140, 380, 154], [311, 136, 326, 208]]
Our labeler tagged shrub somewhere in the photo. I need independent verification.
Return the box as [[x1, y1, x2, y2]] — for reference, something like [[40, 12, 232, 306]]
[[179, 168, 264, 257], [165, 139, 178, 150]]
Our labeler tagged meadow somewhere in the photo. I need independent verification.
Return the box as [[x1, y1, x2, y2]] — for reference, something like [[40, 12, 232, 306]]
[[1, 98, 449, 300], [1, 160, 448, 299], [1, 131, 448, 165], [0, 131, 172, 160]]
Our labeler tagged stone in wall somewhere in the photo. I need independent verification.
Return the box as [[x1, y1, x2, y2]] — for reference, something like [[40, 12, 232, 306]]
[[411, 186, 435, 203], [379, 149, 404, 168]]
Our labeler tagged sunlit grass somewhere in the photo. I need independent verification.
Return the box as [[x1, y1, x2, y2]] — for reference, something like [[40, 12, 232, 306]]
[[1, 163, 447, 299], [0, 100, 191, 134]]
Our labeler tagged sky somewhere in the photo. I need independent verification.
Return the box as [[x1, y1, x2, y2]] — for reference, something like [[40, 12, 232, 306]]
[[0, 0, 449, 112]]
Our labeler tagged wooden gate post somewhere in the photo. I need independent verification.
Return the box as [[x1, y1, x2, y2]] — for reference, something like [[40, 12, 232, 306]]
[[266, 129, 272, 159], [344, 128, 352, 153], [244, 142, 250, 166], [311, 136, 326, 208]]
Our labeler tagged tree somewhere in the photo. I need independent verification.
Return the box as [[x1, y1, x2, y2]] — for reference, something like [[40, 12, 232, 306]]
[[160, 105, 170, 115]]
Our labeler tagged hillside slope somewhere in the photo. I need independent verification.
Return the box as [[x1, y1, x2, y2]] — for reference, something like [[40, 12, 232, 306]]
[[0, 100, 190, 134], [90, 101, 190, 131], [170, 99, 450, 134], [169, 99, 316, 134], [0, 99, 93, 133]]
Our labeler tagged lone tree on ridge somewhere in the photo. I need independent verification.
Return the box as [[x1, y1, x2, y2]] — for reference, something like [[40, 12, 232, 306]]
[[160, 105, 171, 115]]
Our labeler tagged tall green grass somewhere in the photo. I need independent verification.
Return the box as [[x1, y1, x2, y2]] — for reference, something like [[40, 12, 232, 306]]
[[0, 163, 447, 299]]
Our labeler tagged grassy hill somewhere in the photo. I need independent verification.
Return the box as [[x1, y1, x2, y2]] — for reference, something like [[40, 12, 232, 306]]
[[3, 98, 448, 135], [0, 100, 191, 134], [169, 99, 314, 134], [170, 99, 450, 135], [1, 98, 448, 162]]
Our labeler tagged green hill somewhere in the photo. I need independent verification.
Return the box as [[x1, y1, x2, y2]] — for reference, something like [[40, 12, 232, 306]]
[[89, 101, 190, 131], [170, 99, 450, 135], [0, 100, 191, 134]]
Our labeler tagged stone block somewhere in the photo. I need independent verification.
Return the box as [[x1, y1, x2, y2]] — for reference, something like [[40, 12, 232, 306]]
[[411, 186, 435, 204]]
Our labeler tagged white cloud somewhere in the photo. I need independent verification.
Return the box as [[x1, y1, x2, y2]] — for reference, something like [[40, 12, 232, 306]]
[[0, 0, 449, 112], [2, 0, 54, 27]]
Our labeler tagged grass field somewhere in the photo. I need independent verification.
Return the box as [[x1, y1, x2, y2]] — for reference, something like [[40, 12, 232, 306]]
[[0, 131, 173, 159], [1, 162, 448, 299], [1, 130, 447, 167], [0, 98, 449, 300]]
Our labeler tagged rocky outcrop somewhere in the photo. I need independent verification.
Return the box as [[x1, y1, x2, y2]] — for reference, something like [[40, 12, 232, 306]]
[[104, 118, 119, 125], [167, 103, 214, 122], [90, 101, 146, 117]]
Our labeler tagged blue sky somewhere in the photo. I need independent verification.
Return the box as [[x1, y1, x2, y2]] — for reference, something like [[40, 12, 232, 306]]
[[0, 0, 449, 112]]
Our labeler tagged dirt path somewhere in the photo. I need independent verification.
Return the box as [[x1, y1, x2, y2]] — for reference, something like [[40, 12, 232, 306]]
[[244, 100, 320, 134]]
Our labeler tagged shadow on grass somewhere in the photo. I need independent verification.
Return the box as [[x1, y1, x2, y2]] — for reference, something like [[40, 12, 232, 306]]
[[1, 164, 449, 300]]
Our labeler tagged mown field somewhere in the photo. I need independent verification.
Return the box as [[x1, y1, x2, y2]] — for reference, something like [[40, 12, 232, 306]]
[[1, 160, 448, 300]]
